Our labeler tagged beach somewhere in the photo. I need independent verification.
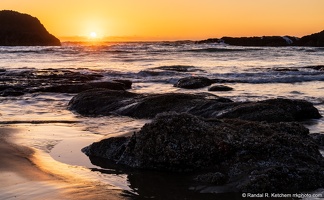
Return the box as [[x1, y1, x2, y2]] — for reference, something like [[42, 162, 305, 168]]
[[0, 42, 324, 199], [0, 126, 128, 200]]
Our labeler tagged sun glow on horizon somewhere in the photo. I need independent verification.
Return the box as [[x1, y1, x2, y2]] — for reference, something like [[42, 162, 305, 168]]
[[89, 32, 97, 38], [3, 0, 324, 40]]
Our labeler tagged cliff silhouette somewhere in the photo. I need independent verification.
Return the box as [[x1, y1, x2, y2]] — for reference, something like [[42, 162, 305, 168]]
[[198, 30, 324, 47], [0, 10, 61, 46]]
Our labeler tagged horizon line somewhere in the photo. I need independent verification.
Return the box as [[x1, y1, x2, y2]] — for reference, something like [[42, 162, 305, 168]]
[[58, 29, 323, 42]]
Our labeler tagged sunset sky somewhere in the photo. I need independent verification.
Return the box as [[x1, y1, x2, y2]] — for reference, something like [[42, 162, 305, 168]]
[[2, 0, 324, 41]]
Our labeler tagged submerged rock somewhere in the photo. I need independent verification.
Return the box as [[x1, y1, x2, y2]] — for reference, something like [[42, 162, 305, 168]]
[[174, 76, 215, 89], [272, 67, 299, 72], [208, 85, 233, 91], [0, 10, 60, 46], [155, 65, 202, 72], [38, 81, 128, 93], [0, 68, 132, 96], [84, 112, 324, 192]]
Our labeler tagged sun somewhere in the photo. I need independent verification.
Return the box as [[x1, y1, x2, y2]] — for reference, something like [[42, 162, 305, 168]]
[[89, 32, 97, 38]]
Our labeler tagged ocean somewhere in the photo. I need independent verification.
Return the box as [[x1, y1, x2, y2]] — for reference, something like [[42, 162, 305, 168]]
[[0, 41, 324, 198]]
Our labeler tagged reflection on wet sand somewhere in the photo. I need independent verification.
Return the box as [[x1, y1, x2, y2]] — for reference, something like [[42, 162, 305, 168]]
[[0, 127, 127, 200]]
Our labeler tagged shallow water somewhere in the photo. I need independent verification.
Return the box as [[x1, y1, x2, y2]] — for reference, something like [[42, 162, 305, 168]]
[[0, 42, 323, 198]]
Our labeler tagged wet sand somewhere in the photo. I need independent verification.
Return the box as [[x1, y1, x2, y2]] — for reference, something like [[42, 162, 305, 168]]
[[0, 127, 127, 200]]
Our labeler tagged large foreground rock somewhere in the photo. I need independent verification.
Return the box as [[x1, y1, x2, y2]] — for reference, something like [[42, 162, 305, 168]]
[[0, 10, 60, 46], [69, 89, 321, 122], [83, 112, 324, 192]]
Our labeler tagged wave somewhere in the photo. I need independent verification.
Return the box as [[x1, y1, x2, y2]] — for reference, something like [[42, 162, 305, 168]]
[[184, 47, 262, 53], [213, 71, 324, 84], [0, 48, 57, 54]]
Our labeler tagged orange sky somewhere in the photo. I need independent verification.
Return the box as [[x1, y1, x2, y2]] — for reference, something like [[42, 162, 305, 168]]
[[2, 0, 324, 41]]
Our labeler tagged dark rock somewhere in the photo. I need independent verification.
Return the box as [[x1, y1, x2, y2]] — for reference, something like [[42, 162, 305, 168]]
[[305, 65, 324, 71], [0, 68, 129, 96], [86, 113, 235, 171], [310, 133, 324, 147], [68, 89, 139, 116], [272, 67, 299, 72], [69, 89, 321, 122], [84, 112, 324, 192], [220, 36, 298, 47], [174, 76, 214, 89], [0, 88, 25, 96], [120, 93, 232, 119], [68, 89, 232, 118], [112, 79, 132, 89], [138, 70, 165, 77], [0, 10, 61, 46], [295, 30, 324, 47], [196, 30, 324, 47], [82, 137, 129, 161], [39, 81, 127, 93], [195, 38, 220, 44], [217, 98, 322, 122], [155, 65, 201, 72], [194, 172, 227, 185], [208, 85, 233, 91]]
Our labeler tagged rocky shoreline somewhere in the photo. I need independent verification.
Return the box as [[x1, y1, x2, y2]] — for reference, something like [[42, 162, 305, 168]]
[[71, 87, 323, 193], [0, 66, 323, 193]]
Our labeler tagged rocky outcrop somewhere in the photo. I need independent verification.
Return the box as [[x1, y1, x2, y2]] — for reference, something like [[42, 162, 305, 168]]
[[83, 112, 324, 192], [69, 89, 321, 122], [196, 30, 324, 47], [295, 30, 324, 47], [196, 36, 298, 46], [221, 36, 298, 47], [0, 10, 60, 46]]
